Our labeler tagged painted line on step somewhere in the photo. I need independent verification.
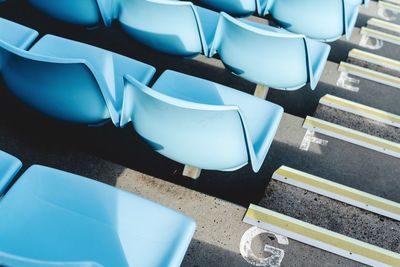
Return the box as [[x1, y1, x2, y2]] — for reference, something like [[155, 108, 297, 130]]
[[272, 166, 400, 221], [383, 0, 400, 5], [319, 94, 400, 128], [367, 18, 400, 34], [244, 204, 400, 267], [338, 61, 400, 89], [302, 116, 400, 158], [379, 1, 400, 13], [348, 49, 400, 71], [360, 26, 400, 46]]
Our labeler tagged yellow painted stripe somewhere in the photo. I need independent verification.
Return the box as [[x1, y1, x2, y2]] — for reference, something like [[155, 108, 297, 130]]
[[368, 18, 400, 33], [245, 204, 400, 266], [274, 166, 400, 218], [361, 27, 400, 44], [320, 94, 400, 126], [303, 116, 400, 154], [379, 0, 400, 12], [349, 49, 400, 70], [339, 61, 400, 86], [384, 0, 400, 5]]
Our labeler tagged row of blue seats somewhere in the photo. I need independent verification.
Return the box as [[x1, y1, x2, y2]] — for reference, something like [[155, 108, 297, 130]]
[[200, 0, 369, 15], [0, 149, 195, 267], [0, 17, 283, 172], [201, 0, 368, 41], [4, 1, 332, 91], [118, 9, 331, 90], [23, 0, 366, 42]]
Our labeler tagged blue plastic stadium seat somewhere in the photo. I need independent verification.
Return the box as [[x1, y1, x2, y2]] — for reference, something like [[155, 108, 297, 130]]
[[197, 0, 257, 16], [0, 18, 38, 50], [261, 0, 361, 41], [121, 70, 283, 172], [117, 0, 219, 57], [0, 164, 195, 267], [28, 0, 114, 27], [209, 13, 331, 90], [0, 18, 39, 71], [0, 33, 155, 125], [0, 150, 22, 195]]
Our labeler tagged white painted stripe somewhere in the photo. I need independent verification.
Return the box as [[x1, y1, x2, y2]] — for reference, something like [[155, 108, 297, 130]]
[[348, 48, 400, 72], [302, 116, 400, 158], [319, 94, 400, 128], [360, 26, 400, 45], [383, 0, 400, 6], [240, 226, 288, 266], [338, 61, 400, 89], [244, 204, 400, 267], [379, 0, 400, 12], [272, 166, 400, 221], [367, 18, 400, 34]]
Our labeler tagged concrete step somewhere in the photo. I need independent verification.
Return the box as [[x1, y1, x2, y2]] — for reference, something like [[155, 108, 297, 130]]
[[315, 102, 399, 143]]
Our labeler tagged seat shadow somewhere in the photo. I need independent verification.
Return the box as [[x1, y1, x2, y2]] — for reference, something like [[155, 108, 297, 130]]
[[266, 81, 346, 118], [0, 1, 328, 207], [182, 239, 249, 267], [355, 12, 373, 28], [0, 80, 326, 207], [0, 79, 125, 187]]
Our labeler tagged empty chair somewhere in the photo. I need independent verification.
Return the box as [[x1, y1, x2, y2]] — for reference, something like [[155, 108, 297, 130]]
[[0, 158, 195, 267], [209, 13, 331, 90], [0, 150, 22, 195], [261, 0, 361, 41], [197, 0, 257, 16], [117, 0, 219, 57], [28, 0, 114, 27], [121, 70, 283, 172], [0, 33, 155, 125]]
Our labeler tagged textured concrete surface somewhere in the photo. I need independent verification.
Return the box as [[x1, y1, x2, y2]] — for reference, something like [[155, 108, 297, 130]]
[[261, 180, 400, 252], [315, 105, 400, 143], [356, 1, 400, 27], [267, 60, 400, 119], [336, 26, 400, 61], [0, 110, 374, 267], [0, 1, 399, 267], [367, 22, 400, 37], [330, 4, 400, 63], [357, 1, 400, 30], [348, 57, 400, 77], [263, 113, 400, 203]]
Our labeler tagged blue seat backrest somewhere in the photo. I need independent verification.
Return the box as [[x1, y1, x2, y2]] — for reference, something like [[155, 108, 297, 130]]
[[117, 0, 206, 56], [0, 252, 103, 267], [198, 0, 256, 16], [122, 75, 249, 171], [343, 0, 361, 38], [266, 0, 345, 41], [28, 0, 104, 26], [0, 18, 39, 71], [0, 42, 110, 124], [211, 13, 308, 90], [0, 18, 39, 50], [0, 150, 22, 195]]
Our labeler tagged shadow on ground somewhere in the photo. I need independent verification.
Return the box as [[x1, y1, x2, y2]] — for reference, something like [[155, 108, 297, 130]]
[[0, 0, 349, 207]]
